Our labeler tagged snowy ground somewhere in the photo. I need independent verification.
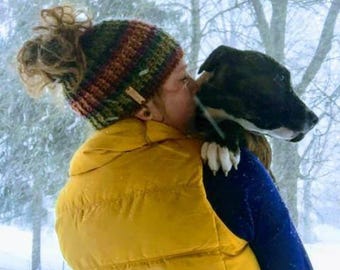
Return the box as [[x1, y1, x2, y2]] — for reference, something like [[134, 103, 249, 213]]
[[0, 224, 340, 270]]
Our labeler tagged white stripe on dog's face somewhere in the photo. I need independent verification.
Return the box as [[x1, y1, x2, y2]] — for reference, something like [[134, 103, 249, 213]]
[[205, 107, 297, 141]]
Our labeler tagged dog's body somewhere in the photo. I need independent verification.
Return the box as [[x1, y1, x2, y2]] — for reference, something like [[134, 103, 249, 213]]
[[195, 45, 318, 175]]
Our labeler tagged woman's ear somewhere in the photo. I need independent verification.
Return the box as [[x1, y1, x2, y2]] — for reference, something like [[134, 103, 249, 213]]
[[134, 99, 164, 122], [134, 106, 153, 121]]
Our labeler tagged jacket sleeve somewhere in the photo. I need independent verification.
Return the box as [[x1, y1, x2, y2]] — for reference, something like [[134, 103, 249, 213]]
[[203, 148, 313, 270]]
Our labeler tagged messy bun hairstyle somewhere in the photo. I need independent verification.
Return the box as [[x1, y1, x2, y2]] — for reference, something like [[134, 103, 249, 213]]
[[17, 6, 92, 97], [17, 5, 183, 129]]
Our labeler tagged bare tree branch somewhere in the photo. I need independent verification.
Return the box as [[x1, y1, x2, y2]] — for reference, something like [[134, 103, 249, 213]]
[[296, 0, 340, 94], [189, 0, 201, 73], [269, 0, 288, 62], [250, 0, 271, 50], [159, 2, 191, 12], [201, 0, 248, 34]]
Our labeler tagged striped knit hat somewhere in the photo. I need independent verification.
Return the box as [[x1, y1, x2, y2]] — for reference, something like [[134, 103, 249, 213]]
[[64, 20, 184, 129]]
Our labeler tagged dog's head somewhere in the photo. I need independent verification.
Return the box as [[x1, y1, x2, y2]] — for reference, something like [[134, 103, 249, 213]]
[[197, 45, 318, 142]]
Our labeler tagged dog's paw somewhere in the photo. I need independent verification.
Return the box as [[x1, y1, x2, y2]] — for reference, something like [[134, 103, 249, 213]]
[[201, 142, 240, 176]]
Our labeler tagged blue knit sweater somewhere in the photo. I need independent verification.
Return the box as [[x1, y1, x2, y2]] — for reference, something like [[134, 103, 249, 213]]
[[203, 148, 313, 270]]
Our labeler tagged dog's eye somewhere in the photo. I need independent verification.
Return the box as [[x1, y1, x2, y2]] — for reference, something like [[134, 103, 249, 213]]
[[279, 74, 285, 81], [274, 73, 285, 83]]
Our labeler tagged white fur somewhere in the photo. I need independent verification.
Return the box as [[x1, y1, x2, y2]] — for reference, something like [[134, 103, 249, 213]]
[[201, 142, 240, 176], [207, 142, 220, 175], [200, 107, 297, 176], [205, 107, 297, 140]]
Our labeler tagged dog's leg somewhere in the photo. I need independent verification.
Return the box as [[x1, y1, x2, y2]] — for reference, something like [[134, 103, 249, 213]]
[[196, 114, 244, 176], [201, 141, 239, 176]]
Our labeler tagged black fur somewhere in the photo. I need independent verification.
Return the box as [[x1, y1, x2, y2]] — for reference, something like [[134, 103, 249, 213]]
[[196, 45, 318, 146]]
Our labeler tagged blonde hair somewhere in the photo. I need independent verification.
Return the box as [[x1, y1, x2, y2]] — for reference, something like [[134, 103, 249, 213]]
[[244, 133, 272, 170], [17, 5, 92, 97]]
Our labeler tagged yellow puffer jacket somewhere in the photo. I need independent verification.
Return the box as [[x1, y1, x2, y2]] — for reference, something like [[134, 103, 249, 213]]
[[55, 118, 260, 270]]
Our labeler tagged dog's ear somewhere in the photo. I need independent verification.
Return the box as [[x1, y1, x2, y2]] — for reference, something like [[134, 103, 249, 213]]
[[198, 45, 240, 74], [198, 45, 225, 74]]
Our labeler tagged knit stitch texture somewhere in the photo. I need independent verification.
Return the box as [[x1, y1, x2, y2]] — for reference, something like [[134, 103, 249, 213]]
[[63, 20, 183, 129]]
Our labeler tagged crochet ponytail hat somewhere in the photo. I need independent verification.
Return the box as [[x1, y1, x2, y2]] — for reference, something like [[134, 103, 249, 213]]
[[67, 20, 184, 129]]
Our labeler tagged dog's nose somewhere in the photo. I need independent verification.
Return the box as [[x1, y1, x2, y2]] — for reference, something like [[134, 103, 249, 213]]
[[304, 110, 319, 132], [309, 111, 319, 126]]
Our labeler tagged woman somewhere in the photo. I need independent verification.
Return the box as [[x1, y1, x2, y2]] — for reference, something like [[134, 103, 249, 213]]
[[17, 5, 313, 270]]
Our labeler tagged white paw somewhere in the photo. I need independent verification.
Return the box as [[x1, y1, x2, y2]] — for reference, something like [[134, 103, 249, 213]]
[[201, 142, 240, 176]]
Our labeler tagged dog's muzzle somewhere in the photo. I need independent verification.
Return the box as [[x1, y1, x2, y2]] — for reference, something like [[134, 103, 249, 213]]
[[290, 110, 319, 142]]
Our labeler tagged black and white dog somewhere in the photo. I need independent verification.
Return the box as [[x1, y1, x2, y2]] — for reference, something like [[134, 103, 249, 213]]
[[195, 45, 318, 175]]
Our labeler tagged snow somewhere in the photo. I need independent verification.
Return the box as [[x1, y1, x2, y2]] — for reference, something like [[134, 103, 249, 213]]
[[0, 225, 69, 270], [305, 224, 340, 270], [306, 243, 340, 270], [0, 224, 340, 269]]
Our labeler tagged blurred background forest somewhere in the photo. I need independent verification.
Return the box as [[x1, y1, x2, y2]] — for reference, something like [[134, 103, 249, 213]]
[[0, 0, 339, 269]]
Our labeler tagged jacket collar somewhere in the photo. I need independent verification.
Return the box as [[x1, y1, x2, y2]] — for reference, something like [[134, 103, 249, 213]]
[[69, 118, 188, 175], [92, 118, 187, 150]]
